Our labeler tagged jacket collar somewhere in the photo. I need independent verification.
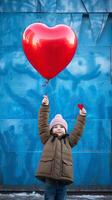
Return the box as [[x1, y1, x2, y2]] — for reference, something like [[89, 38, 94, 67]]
[[51, 133, 69, 140]]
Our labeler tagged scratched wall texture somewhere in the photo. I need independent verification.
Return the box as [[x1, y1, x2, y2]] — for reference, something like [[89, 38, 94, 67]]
[[0, 0, 112, 190]]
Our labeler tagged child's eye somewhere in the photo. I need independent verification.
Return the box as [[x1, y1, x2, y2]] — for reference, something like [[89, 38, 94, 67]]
[[54, 126, 57, 128]]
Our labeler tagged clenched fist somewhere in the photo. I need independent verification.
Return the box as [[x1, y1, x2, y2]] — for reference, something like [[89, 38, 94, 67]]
[[42, 95, 49, 105]]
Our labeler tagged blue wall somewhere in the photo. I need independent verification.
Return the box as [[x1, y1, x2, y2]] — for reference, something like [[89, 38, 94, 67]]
[[0, 0, 112, 189]]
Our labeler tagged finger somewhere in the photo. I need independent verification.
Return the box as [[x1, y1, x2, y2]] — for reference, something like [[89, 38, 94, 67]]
[[82, 108, 87, 113], [43, 95, 48, 99], [42, 98, 46, 102], [82, 109, 87, 114], [43, 99, 47, 102]]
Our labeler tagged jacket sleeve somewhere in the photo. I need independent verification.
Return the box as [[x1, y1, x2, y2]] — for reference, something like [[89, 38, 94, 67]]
[[38, 104, 50, 144], [68, 114, 86, 148]]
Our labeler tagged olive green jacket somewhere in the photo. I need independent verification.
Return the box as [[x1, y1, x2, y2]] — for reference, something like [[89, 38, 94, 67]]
[[35, 104, 86, 185]]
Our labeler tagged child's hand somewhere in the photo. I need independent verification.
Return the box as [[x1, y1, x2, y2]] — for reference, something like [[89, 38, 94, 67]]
[[77, 104, 87, 116], [42, 95, 49, 105], [79, 107, 87, 116]]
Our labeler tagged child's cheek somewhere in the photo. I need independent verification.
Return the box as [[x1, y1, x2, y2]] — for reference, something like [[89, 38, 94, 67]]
[[52, 128, 56, 133], [63, 128, 66, 133]]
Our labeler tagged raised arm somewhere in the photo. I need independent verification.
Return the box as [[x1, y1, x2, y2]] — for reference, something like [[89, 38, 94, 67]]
[[68, 107, 86, 148], [38, 95, 50, 144]]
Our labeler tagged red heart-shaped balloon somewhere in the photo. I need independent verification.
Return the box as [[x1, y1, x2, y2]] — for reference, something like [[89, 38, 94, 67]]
[[22, 23, 78, 80]]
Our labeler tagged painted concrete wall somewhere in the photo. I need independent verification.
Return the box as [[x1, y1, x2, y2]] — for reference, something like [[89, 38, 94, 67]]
[[0, 0, 112, 189]]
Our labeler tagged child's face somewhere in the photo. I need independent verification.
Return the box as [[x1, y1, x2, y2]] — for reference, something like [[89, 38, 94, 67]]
[[52, 124, 66, 136]]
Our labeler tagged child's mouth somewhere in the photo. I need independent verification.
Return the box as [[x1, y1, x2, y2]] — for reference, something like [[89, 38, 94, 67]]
[[57, 132, 63, 135]]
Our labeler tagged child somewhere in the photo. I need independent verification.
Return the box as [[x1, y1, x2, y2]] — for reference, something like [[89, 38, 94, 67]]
[[35, 95, 86, 200]]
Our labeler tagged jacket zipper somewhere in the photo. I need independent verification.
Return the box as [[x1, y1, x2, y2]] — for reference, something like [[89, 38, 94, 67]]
[[60, 139, 62, 176]]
